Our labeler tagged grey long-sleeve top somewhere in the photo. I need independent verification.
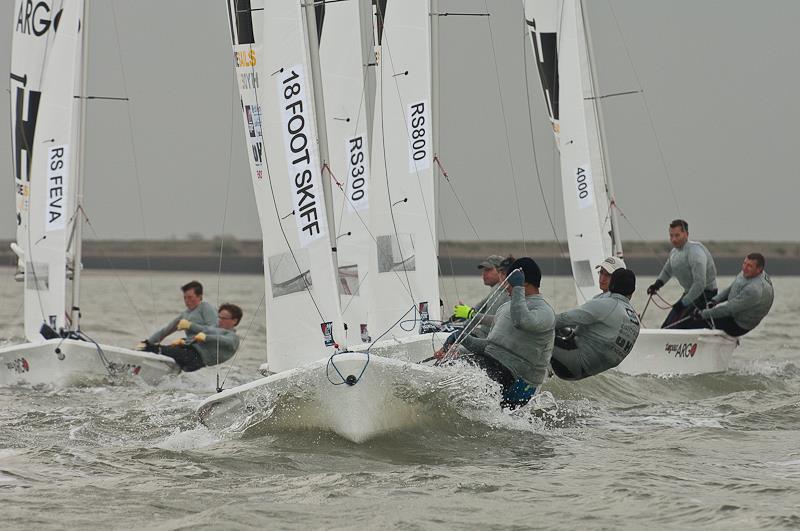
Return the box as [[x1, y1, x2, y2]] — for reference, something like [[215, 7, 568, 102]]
[[186, 322, 240, 366], [469, 288, 511, 336], [700, 271, 774, 331], [556, 293, 641, 366], [147, 300, 216, 344], [461, 286, 555, 385], [656, 241, 718, 305]]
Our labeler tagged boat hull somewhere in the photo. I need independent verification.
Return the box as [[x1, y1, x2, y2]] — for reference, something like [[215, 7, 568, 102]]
[[0, 338, 180, 386], [615, 328, 738, 376], [198, 352, 455, 443]]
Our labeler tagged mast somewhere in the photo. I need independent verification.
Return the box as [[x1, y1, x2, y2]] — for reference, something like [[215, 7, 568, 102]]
[[71, 0, 90, 330], [430, 0, 441, 220], [579, 0, 623, 258], [302, 1, 340, 275]]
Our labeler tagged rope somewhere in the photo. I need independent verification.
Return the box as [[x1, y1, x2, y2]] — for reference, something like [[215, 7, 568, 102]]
[[433, 156, 480, 241]]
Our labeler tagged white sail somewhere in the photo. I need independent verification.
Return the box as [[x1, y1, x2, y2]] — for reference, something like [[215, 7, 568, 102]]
[[11, 0, 82, 341], [226, 0, 346, 372], [10, 0, 67, 277], [525, 0, 615, 302], [317, 0, 376, 344], [368, 0, 441, 338]]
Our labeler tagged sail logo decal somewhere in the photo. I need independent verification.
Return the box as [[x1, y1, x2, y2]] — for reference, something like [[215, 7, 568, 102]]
[[665, 342, 698, 358], [15, 1, 63, 37], [11, 82, 41, 184], [321, 322, 335, 347], [45, 145, 68, 231], [6, 357, 30, 373], [278, 65, 328, 247], [345, 135, 369, 212], [407, 101, 431, 172], [244, 104, 263, 170], [575, 164, 595, 209]]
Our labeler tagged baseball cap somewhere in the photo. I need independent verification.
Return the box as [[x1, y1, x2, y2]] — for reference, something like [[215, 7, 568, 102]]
[[596, 256, 626, 274], [478, 255, 504, 270]]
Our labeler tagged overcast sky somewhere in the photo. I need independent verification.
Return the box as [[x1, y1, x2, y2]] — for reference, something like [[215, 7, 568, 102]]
[[2, 0, 798, 244]]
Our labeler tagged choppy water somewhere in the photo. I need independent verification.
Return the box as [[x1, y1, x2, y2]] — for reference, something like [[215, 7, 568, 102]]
[[1, 268, 798, 529]]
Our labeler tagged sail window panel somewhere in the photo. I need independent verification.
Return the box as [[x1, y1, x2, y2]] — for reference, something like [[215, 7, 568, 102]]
[[338, 265, 359, 296], [269, 250, 313, 298], [572, 259, 594, 287], [377, 234, 416, 273]]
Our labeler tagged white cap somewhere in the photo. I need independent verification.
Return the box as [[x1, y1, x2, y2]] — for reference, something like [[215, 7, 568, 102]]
[[596, 256, 626, 274]]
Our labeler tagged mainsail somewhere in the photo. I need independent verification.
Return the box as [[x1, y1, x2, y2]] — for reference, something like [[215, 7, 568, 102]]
[[525, 0, 619, 302], [367, 0, 441, 336], [10, 0, 83, 341], [317, 0, 376, 344], [226, 0, 346, 372]]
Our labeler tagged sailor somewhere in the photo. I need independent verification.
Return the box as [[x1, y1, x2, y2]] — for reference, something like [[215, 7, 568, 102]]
[[594, 256, 626, 298], [137, 280, 216, 351], [438, 257, 555, 409], [550, 268, 641, 380], [647, 219, 717, 329], [452, 255, 511, 337], [691, 253, 774, 337], [158, 304, 243, 372]]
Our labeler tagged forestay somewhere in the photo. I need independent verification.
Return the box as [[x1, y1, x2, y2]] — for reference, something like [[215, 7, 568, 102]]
[[226, 0, 345, 372], [525, 0, 617, 302], [10, 0, 83, 341], [317, 0, 376, 344], [368, 0, 441, 337]]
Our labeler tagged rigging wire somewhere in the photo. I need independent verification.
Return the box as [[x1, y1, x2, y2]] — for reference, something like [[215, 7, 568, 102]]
[[213, 63, 240, 371], [109, 0, 157, 327], [604, 0, 681, 216], [482, 0, 527, 253], [520, 15, 567, 258]]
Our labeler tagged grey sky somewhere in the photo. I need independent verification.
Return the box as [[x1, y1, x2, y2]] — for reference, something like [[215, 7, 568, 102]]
[[2, 0, 798, 244]]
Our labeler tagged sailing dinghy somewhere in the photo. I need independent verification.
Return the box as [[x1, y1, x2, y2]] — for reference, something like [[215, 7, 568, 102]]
[[1, 0, 179, 386], [524, 0, 738, 375], [198, 0, 457, 443]]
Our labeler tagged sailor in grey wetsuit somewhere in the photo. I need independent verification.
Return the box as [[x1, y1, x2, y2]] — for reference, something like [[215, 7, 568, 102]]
[[594, 256, 626, 299], [438, 258, 555, 409], [647, 219, 717, 329], [692, 253, 774, 337], [550, 269, 641, 380], [158, 303, 243, 372], [139, 280, 217, 350]]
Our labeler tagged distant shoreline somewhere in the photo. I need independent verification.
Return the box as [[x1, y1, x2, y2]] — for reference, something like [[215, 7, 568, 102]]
[[2, 240, 797, 276]]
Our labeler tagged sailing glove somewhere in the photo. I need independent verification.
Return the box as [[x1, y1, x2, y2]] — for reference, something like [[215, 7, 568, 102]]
[[646, 280, 664, 295], [193, 332, 207, 343], [177, 319, 191, 331], [507, 269, 525, 287], [453, 305, 475, 319], [170, 338, 186, 347]]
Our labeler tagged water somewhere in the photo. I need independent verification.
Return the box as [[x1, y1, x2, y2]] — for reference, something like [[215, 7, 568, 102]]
[[1, 268, 799, 529]]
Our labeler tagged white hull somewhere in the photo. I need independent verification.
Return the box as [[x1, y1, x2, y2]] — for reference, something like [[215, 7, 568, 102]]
[[0, 338, 180, 386], [198, 351, 454, 443], [616, 328, 739, 376]]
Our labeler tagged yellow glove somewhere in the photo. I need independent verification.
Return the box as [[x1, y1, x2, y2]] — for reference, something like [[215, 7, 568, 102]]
[[170, 338, 186, 347], [177, 319, 191, 331], [453, 304, 475, 320], [193, 332, 207, 343]]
